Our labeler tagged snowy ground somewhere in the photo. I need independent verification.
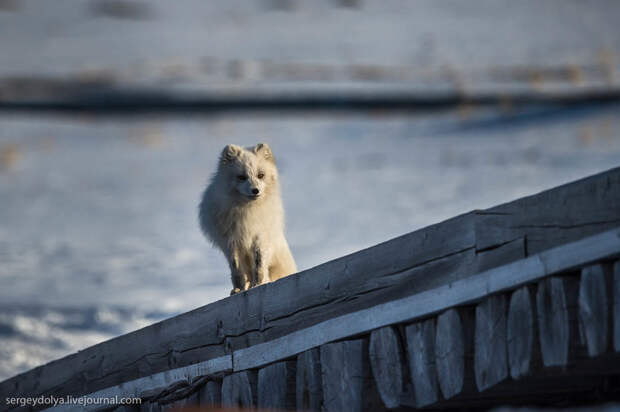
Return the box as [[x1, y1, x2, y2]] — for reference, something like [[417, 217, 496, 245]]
[[1, 0, 619, 86], [1, 103, 619, 380]]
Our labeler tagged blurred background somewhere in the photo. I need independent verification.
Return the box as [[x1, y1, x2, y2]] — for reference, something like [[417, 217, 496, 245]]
[[1, 0, 620, 381]]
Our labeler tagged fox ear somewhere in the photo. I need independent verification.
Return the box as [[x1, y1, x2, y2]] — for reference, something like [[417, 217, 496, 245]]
[[254, 143, 274, 163], [221, 144, 241, 163]]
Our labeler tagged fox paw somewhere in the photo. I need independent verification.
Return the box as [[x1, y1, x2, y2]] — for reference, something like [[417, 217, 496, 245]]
[[230, 288, 241, 295]]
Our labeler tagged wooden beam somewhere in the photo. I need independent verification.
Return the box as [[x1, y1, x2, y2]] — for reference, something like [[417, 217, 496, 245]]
[[257, 361, 296, 410], [221, 371, 257, 408], [34, 229, 620, 412], [507, 286, 538, 379], [579, 263, 613, 357], [368, 326, 405, 409], [320, 339, 384, 412], [140, 402, 158, 412], [4, 168, 619, 404], [234, 228, 620, 372], [405, 318, 438, 407], [296, 348, 322, 411], [476, 237, 526, 273], [475, 294, 508, 391], [435, 308, 475, 400], [475, 166, 620, 254], [38, 356, 230, 412], [197, 380, 221, 406], [536, 275, 581, 367], [615, 261, 620, 352]]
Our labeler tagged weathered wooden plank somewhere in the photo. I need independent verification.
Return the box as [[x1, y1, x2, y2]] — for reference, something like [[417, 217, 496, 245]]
[[435, 309, 463, 400], [579, 263, 612, 357], [234, 228, 620, 372], [536, 275, 581, 367], [139, 402, 159, 412], [37, 234, 620, 411], [158, 402, 173, 412], [320, 339, 384, 412], [35, 356, 230, 412], [257, 360, 296, 410], [221, 371, 257, 408], [248, 213, 477, 345], [507, 286, 538, 379], [5, 168, 619, 404], [198, 380, 221, 406], [435, 308, 475, 400], [474, 294, 508, 391], [0, 302, 235, 407], [296, 348, 322, 411], [476, 237, 526, 273], [244, 247, 480, 371], [406, 318, 438, 407], [368, 326, 405, 409], [29, 229, 617, 412], [182, 390, 199, 407], [475, 167, 620, 254], [615, 260, 620, 352]]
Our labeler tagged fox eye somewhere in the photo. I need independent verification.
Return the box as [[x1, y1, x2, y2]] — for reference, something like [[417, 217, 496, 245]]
[[237, 175, 247, 181], [257, 172, 265, 179]]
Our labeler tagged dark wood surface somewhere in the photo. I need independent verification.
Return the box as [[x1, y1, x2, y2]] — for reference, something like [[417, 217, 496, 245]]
[[615, 261, 620, 352], [368, 326, 405, 409], [220, 371, 257, 408], [536, 275, 581, 367], [406, 318, 438, 407], [295, 348, 322, 412], [1, 167, 618, 405], [474, 294, 509, 391], [435, 308, 466, 399], [507, 286, 537, 380], [319, 339, 384, 412], [257, 360, 296, 410], [197, 380, 221, 407], [579, 264, 613, 357]]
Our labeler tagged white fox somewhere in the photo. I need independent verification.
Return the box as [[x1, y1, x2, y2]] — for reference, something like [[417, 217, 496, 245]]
[[199, 143, 297, 294]]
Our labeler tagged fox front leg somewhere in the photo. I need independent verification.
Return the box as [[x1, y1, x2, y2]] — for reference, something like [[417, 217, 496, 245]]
[[253, 241, 271, 286], [229, 249, 250, 294]]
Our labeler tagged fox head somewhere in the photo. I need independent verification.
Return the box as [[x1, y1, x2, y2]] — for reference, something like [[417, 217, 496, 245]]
[[218, 143, 278, 200]]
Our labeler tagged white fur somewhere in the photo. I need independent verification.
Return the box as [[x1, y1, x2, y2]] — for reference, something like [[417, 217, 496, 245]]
[[199, 143, 297, 294]]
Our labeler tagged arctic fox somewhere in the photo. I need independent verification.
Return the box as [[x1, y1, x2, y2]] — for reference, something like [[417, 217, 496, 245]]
[[199, 143, 297, 294]]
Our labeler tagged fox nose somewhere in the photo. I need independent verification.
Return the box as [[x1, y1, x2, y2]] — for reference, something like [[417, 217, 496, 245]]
[[252, 188, 259, 195]]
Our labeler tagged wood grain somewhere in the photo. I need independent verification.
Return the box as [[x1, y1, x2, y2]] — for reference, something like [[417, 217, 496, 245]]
[[507, 286, 537, 379], [221, 371, 257, 408], [579, 264, 612, 356], [369, 326, 405, 409], [406, 318, 438, 407], [296, 348, 322, 412], [435, 308, 468, 399], [320, 339, 384, 412], [536, 275, 580, 367], [474, 294, 508, 391], [257, 361, 296, 410], [198, 380, 221, 406]]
